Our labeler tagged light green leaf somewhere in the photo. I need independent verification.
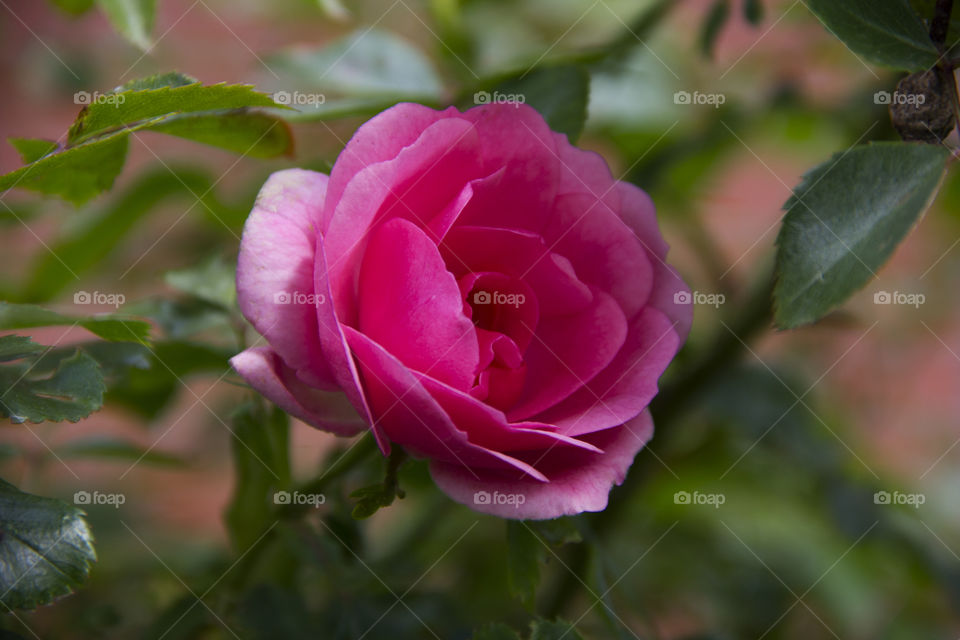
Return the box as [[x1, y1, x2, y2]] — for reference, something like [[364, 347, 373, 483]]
[[0, 133, 128, 205], [0, 302, 151, 344], [47, 0, 95, 16], [119, 71, 198, 91], [0, 337, 104, 424], [8, 138, 59, 164], [95, 0, 155, 50], [0, 478, 97, 610], [147, 112, 294, 158], [67, 81, 284, 145], [494, 65, 590, 142], [774, 142, 949, 328], [805, 0, 940, 71], [226, 404, 290, 552], [165, 255, 237, 309], [268, 30, 443, 100]]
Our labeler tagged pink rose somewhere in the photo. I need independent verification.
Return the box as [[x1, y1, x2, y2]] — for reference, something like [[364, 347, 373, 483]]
[[231, 102, 691, 519]]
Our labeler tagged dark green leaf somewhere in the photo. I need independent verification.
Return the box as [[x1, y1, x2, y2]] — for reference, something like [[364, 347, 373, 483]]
[[146, 112, 294, 158], [0, 478, 96, 610], [530, 518, 582, 546], [507, 521, 542, 609], [8, 138, 58, 164], [805, 0, 940, 71], [473, 623, 522, 640], [0, 133, 128, 205], [67, 81, 283, 145], [226, 403, 290, 551], [58, 437, 184, 466], [494, 65, 590, 142], [699, 0, 731, 58], [95, 0, 155, 50], [268, 30, 443, 100], [237, 584, 314, 640], [744, 0, 764, 24], [0, 302, 150, 344], [0, 336, 46, 362], [165, 255, 237, 309], [529, 619, 585, 640], [774, 142, 949, 328], [0, 338, 104, 424]]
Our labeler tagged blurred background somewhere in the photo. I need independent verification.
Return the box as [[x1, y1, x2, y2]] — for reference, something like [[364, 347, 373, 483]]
[[1, 0, 959, 638]]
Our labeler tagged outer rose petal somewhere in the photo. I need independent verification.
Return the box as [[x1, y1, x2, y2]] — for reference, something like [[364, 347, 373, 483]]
[[236, 168, 338, 390], [617, 182, 693, 341], [231, 347, 366, 436], [429, 412, 654, 519]]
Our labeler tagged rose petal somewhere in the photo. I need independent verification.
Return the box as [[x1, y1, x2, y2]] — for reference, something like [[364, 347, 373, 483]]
[[534, 307, 680, 435], [357, 218, 479, 390], [344, 327, 548, 481], [617, 182, 693, 340], [230, 347, 367, 436], [508, 288, 628, 421], [429, 412, 654, 519], [236, 168, 338, 390]]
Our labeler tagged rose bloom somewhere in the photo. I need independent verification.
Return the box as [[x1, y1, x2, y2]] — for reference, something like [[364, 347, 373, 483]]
[[231, 103, 691, 519]]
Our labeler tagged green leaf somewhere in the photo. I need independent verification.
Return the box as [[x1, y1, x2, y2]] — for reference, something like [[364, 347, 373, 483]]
[[268, 29, 443, 100], [494, 65, 590, 142], [47, 0, 95, 16], [226, 403, 290, 552], [473, 623, 522, 640], [349, 483, 398, 519], [8, 138, 58, 164], [530, 518, 582, 546], [805, 0, 940, 71], [774, 142, 949, 328], [0, 478, 97, 610], [0, 302, 151, 344], [21, 167, 245, 302], [58, 437, 184, 467], [507, 521, 542, 609], [146, 112, 294, 158], [529, 620, 585, 640], [165, 255, 237, 309], [744, 0, 764, 24], [0, 338, 105, 424], [0, 133, 128, 205], [95, 0, 155, 50], [67, 81, 283, 145], [699, 0, 731, 58], [119, 71, 198, 91], [0, 336, 46, 362]]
